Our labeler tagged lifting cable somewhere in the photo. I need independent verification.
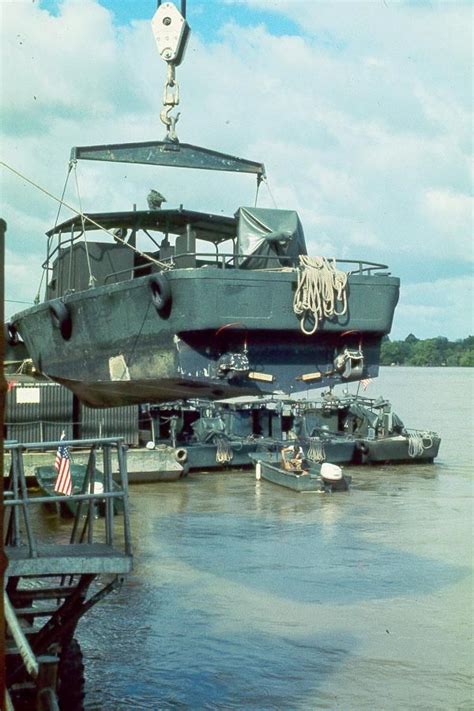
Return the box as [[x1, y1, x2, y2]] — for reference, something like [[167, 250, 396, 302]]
[[0, 159, 171, 274], [72, 161, 96, 287], [262, 176, 278, 209], [33, 161, 73, 304]]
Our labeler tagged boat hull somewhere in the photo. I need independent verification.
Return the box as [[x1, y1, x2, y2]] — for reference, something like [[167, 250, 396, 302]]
[[256, 458, 326, 492], [183, 441, 257, 470], [304, 436, 357, 465], [124, 446, 186, 482], [13, 268, 399, 407], [354, 434, 441, 464]]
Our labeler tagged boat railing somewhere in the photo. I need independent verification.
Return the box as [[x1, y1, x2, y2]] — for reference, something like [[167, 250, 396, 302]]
[[405, 427, 438, 437], [103, 253, 390, 283], [4, 437, 132, 573], [343, 260, 390, 275], [40, 218, 391, 300], [41, 224, 390, 289]]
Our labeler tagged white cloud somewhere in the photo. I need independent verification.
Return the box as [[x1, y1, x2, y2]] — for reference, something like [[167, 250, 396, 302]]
[[4, 246, 43, 314], [1, 0, 472, 338], [421, 189, 473, 256], [392, 276, 474, 340]]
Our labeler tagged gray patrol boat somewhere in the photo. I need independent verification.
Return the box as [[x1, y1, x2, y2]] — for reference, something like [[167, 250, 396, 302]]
[[9, 2, 399, 408]]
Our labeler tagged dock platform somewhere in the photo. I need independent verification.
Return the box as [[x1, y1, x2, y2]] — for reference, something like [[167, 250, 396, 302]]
[[4, 436, 133, 710]]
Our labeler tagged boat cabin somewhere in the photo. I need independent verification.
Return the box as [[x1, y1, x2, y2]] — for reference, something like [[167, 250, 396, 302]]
[[44, 206, 307, 299]]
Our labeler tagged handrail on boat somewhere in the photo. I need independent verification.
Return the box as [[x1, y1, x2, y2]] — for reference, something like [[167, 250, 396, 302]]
[[102, 253, 390, 284], [40, 219, 390, 298]]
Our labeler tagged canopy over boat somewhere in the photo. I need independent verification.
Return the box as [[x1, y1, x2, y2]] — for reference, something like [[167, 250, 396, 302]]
[[46, 208, 236, 243]]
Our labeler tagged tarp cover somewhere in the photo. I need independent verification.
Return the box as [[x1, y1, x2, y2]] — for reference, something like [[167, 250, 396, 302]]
[[192, 416, 226, 443], [347, 404, 380, 429], [236, 207, 307, 269]]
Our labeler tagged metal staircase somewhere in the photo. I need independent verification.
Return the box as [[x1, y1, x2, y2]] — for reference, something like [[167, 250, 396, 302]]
[[3, 437, 133, 710]]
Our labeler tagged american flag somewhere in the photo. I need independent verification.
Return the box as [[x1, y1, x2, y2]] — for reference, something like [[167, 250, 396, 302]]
[[54, 433, 72, 496], [361, 378, 373, 390]]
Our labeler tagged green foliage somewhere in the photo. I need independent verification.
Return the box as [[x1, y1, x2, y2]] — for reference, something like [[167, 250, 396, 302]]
[[380, 336, 474, 366]]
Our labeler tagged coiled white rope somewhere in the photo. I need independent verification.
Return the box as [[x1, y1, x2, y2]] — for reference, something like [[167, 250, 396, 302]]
[[215, 437, 233, 464], [307, 437, 325, 463], [407, 430, 434, 458], [293, 256, 348, 335]]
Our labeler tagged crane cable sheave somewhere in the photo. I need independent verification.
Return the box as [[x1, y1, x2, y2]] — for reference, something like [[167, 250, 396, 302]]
[[152, 2, 191, 142]]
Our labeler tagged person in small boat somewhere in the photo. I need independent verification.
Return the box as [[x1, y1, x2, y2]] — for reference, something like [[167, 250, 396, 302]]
[[281, 444, 309, 473]]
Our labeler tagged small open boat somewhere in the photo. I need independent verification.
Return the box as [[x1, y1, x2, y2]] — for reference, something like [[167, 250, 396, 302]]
[[250, 449, 351, 493], [34, 464, 123, 517]]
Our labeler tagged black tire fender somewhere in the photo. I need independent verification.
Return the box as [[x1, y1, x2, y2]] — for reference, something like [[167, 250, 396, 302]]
[[175, 447, 188, 464], [4, 321, 19, 346], [149, 273, 171, 315], [49, 300, 72, 340]]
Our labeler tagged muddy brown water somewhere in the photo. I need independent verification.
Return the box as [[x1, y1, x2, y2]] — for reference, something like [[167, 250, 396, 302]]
[[38, 367, 473, 710]]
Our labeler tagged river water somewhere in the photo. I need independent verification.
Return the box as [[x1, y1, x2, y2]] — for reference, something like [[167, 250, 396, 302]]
[[78, 367, 473, 710]]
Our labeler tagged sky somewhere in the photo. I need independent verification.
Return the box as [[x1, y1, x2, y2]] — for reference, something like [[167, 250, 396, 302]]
[[1, 0, 472, 340]]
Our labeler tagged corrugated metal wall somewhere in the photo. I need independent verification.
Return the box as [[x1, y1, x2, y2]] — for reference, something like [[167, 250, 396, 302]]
[[5, 377, 139, 445], [78, 404, 139, 446], [5, 378, 73, 443]]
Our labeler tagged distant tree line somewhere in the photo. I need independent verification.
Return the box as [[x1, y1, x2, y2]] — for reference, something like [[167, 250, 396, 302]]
[[380, 334, 474, 367]]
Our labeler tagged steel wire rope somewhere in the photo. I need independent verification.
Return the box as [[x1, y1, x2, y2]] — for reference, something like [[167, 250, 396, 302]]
[[14, 358, 34, 375], [263, 176, 278, 208], [254, 178, 261, 207], [33, 162, 74, 304], [0, 160, 171, 271], [72, 161, 96, 288], [117, 298, 153, 381]]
